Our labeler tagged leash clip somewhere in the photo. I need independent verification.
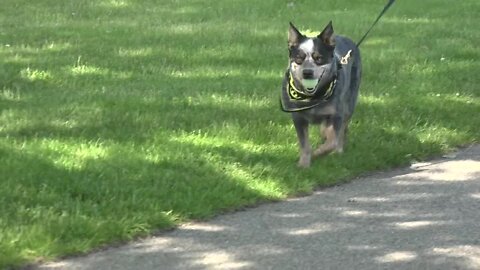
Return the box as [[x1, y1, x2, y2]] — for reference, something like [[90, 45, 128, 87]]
[[340, 50, 352, 65]]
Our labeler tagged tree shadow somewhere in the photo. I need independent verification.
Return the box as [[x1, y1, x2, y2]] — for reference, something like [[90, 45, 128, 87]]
[[1, 138, 271, 268], [33, 146, 480, 270]]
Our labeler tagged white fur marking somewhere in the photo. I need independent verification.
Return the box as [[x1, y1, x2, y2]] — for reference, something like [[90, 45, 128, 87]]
[[299, 39, 314, 54]]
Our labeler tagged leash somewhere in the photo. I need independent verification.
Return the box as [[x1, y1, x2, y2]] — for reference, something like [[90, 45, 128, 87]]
[[356, 0, 396, 47]]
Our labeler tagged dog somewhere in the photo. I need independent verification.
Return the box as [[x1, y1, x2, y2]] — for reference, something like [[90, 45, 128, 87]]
[[281, 21, 362, 168]]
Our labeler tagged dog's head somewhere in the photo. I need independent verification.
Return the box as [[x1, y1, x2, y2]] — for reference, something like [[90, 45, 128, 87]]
[[288, 22, 336, 94]]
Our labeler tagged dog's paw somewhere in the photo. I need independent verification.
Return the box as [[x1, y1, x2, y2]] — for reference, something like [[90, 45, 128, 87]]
[[313, 143, 338, 157], [297, 157, 311, 168], [313, 147, 330, 157]]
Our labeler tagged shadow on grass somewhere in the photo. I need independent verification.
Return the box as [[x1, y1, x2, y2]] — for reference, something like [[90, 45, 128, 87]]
[[0, 138, 271, 267], [34, 147, 480, 270]]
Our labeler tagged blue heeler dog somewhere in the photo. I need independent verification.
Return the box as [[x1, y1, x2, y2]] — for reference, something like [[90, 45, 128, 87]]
[[281, 22, 362, 168], [280, 0, 395, 168]]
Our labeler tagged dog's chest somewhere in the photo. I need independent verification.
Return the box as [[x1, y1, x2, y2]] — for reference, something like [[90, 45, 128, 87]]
[[295, 103, 337, 123]]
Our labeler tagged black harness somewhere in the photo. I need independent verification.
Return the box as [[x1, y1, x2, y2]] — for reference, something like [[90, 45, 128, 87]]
[[280, 56, 341, 112]]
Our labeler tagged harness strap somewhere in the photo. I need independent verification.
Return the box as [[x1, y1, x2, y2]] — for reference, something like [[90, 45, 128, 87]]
[[280, 72, 337, 113], [287, 72, 336, 101]]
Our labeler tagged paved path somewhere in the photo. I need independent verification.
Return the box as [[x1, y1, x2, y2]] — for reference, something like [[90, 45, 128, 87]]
[[36, 145, 480, 270]]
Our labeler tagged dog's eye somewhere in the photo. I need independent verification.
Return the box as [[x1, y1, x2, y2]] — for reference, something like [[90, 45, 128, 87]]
[[294, 52, 306, 65], [312, 53, 323, 64]]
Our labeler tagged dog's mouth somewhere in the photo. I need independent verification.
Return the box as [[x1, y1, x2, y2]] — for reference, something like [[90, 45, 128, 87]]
[[301, 79, 318, 92]]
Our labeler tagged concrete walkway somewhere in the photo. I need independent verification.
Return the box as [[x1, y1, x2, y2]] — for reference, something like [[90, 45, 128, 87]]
[[36, 145, 480, 270]]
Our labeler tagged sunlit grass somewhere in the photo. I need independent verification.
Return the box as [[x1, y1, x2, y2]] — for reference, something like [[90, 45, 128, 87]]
[[1, 0, 479, 268]]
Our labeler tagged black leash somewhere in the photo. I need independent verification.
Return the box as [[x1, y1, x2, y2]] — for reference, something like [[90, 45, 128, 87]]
[[356, 0, 396, 47]]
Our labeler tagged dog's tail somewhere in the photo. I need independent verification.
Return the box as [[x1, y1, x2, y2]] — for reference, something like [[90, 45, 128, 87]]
[[356, 0, 396, 47]]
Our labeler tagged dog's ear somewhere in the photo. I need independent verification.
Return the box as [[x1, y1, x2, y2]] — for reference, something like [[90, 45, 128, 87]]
[[318, 21, 335, 46], [288, 22, 304, 48]]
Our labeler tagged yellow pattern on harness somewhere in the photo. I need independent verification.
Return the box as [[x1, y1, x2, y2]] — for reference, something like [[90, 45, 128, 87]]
[[288, 73, 302, 100], [287, 71, 335, 101]]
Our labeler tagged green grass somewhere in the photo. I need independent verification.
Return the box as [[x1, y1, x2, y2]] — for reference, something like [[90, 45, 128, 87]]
[[0, 0, 479, 268]]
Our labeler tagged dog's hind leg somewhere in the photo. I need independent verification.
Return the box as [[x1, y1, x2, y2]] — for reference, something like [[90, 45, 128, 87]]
[[293, 116, 311, 168], [314, 117, 345, 157], [335, 118, 350, 153], [320, 120, 328, 141], [340, 122, 349, 152]]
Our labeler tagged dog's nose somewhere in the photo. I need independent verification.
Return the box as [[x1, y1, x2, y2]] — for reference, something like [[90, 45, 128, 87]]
[[302, 69, 314, 79]]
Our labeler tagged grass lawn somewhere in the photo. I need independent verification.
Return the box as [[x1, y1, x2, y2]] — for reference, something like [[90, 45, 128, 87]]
[[1, 0, 479, 268]]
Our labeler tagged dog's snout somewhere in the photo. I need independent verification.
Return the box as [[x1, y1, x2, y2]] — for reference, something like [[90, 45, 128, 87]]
[[302, 69, 314, 79]]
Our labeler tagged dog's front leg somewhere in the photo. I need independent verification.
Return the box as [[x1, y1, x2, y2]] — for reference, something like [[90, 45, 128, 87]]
[[293, 117, 311, 168]]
